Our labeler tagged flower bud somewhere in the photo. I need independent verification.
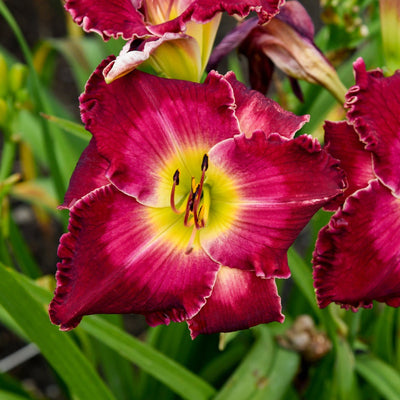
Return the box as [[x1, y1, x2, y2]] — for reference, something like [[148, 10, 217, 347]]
[[9, 63, 28, 94], [0, 98, 9, 127], [380, 0, 400, 72], [0, 55, 8, 97], [14, 88, 31, 109]]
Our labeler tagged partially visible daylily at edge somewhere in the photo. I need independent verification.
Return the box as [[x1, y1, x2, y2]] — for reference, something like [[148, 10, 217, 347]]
[[49, 56, 346, 338], [208, 0, 347, 103], [64, 0, 284, 82], [313, 58, 400, 309]]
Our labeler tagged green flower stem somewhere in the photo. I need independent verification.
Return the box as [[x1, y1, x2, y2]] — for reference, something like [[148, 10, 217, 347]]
[[0, 0, 66, 202]]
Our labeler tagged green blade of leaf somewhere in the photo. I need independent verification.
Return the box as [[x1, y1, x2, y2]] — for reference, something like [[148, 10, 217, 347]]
[[355, 353, 400, 400], [0, 373, 38, 400], [5, 268, 216, 400], [40, 113, 91, 141], [93, 315, 138, 400], [252, 347, 300, 400], [0, 263, 115, 400], [81, 316, 216, 400], [0, 0, 66, 202], [334, 338, 358, 400], [215, 326, 277, 400], [7, 218, 42, 279], [137, 323, 194, 400], [287, 247, 320, 317], [0, 391, 34, 400], [372, 306, 395, 364]]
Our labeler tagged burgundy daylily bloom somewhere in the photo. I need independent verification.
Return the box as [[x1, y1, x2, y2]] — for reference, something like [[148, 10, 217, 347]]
[[64, 0, 283, 82], [49, 57, 345, 337], [208, 0, 346, 102], [313, 58, 400, 310]]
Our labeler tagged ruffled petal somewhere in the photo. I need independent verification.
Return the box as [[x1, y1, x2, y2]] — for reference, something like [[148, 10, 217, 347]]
[[187, 266, 284, 338], [224, 72, 309, 138], [189, 0, 283, 25], [64, 0, 148, 40], [80, 59, 239, 207], [60, 138, 110, 209], [323, 121, 374, 210], [49, 184, 220, 331], [313, 180, 400, 309], [346, 58, 400, 195], [200, 132, 346, 278]]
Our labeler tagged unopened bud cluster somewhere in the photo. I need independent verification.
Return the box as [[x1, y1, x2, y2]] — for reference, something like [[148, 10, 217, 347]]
[[0, 54, 30, 129]]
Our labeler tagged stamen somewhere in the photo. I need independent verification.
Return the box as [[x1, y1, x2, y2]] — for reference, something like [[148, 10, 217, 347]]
[[191, 184, 200, 212], [178, 154, 211, 245], [173, 169, 180, 185], [170, 169, 181, 214], [201, 154, 209, 172]]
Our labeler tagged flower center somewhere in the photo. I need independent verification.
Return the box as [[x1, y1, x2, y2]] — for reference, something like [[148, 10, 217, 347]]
[[170, 154, 210, 253], [147, 150, 239, 256]]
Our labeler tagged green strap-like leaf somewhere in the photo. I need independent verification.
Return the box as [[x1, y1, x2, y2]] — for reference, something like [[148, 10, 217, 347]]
[[0, 391, 34, 400], [81, 316, 216, 400], [0, 263, 115, 400], [0, 0, 66, 202], [40, 113, 91, 141], [252, 347, 300, 400], [287, 248, 320, 317], [334, 338, 358, 400], [215, 326, 277, 400], [4, 267, 216, 400], [355, 353, 400, 400]]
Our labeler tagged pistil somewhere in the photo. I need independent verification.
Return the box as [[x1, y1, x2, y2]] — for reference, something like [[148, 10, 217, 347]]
[[193, 154, 208, 229], [184, 180, 196, 227]]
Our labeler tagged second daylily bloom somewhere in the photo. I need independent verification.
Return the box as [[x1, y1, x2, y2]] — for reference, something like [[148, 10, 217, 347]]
[[313, 58, 400, 309], [208, 0, 347, 103], [64, 0, 283, 82], [49, 57, 345, 337]]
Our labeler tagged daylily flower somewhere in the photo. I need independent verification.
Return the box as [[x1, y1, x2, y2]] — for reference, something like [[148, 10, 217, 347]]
[[64, 0, 283, 82], [49, 56, 345, 337], [313, 58, 400, 310], [208, 0, 347, 103]]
